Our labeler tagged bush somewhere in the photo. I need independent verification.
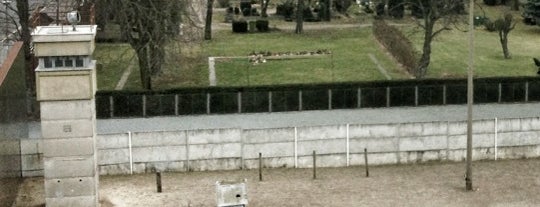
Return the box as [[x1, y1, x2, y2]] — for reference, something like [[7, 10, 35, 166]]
[[277, 1, 295, 20], [483, 0, 498, 6], [483, 18, 497, 32], [217, 0, 230, 8], [388, 0, 405, 19], [373, 19, 419, 74], [334, 0, 352, 14], [232, 20, 248, 33], [256, 19, 269, 32]]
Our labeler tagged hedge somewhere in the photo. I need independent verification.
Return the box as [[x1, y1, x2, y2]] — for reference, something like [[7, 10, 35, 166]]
[[373, 19, 419, 75]]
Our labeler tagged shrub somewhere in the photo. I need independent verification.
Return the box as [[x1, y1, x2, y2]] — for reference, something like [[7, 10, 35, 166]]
[[256, 19, 269, 32], [483, 0, 498, 6], [217, 0, 230, 8], [388, 0, 405, 19], [373, 19, 419, 74], [277, 1, 295, 20], [232, 20, 248, 33], [483, 18, 497, 32]]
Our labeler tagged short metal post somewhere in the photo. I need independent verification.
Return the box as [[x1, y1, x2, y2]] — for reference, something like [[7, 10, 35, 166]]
[[259, 152, 263, 181], [313, 150, 317, 180], [364, 148, 369, 177], [156, 172, 162, 193]]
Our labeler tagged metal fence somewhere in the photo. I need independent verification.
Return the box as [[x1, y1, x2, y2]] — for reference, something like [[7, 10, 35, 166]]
[[95, 77, 540, 119]]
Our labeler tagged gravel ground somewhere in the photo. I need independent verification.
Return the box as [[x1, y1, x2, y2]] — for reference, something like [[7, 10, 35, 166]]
[[12, 158, 540, 207], [90, 103, 540, 134]]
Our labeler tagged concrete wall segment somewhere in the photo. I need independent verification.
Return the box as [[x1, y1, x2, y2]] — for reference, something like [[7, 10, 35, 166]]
[[243, 128, 295, 144], [43, 156, 96, 179], [44, 177, 96, 198], [40, 100, 94, 120], [131, 146, 186, 163], [297, 125, 346, 141], [187, 128, 241, 144], [132, 131, 186, 147], [41, 119, 94, 139]]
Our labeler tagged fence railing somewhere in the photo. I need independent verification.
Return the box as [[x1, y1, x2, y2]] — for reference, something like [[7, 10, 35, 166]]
[[95, 77, 540, 119]]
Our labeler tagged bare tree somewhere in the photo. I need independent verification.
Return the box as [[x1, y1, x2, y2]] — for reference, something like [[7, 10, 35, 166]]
[[494, 13, 516, 59], [261, 0, 270, 17], [1, 0, 35, 114], [204, 0, 214, 40], [511, 0, 519, 11], [107, 0, 184, 90], [295, 0, 304, 34], [410, 0, 464, 78]]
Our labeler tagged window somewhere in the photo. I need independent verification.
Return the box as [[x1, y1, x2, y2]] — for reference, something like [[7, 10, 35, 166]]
[[64, 57, 73, 67], [54, 58, 64, 67], [44, 57, 53, 68], [75, 56, 84, 67]]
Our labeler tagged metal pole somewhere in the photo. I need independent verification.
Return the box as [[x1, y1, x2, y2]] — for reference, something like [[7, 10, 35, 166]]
[[259, 152, 263, 181], [56, 0, 59, 25], [156, 172, 162, 193], [313, 150, 316, 180], [465, 0, 475, 192], [364, 148, 369, 177]]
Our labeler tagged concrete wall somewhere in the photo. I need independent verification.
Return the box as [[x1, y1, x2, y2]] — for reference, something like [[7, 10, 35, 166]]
[[21, 117, 540, 176]]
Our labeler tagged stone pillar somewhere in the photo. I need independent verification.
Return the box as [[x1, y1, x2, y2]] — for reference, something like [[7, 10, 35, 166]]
[[32, 25, 99, 207]]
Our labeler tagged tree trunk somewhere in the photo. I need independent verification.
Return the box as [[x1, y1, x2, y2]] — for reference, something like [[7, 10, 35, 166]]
[[500, 31, 511, 59], [204, 0, 214, 40], [16, 0, 36, 116], [416, 17, 434, 78], [137, 47, 153, 90], [296, 0, 304, 34], [511, 0, 519, 11], [261, 0, 270, 18]]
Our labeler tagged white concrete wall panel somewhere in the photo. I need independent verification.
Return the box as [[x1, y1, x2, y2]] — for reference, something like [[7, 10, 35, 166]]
[[132, 146, 187, 163], [188, 143, 241, 160], [132, 131, 186, 147], [243, 128, 294, 144], [297, 125, 346, 141], [97, 134, 127, 149], [188, 129, 241, 144], [243, 142, 294, 159]]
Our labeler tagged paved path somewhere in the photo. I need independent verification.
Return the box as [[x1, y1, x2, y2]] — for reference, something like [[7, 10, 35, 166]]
[[368, 53, 392, 80], [88, 102, 540, 134]]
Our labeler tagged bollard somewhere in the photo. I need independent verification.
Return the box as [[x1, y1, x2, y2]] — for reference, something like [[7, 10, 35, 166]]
[[259, 152, 263, 181], [313, 150, 317, 180], [364, 148, 369, 177], [156, 172, 162, 193]]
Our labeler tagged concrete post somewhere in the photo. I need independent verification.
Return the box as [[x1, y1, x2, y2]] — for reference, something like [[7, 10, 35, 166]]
[[33, 25, 99, 207]]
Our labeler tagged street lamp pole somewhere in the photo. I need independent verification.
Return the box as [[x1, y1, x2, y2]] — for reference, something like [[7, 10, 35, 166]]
[[466, 0, 475, 192]]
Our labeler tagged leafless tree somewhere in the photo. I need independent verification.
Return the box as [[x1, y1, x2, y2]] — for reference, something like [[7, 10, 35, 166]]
[[261, 0, 270, 17], [204, 0, 214, 40], [296, 0, 304, 34], [495, 13, 516, 59], [409, 0, 465, 78], [105, 0, 184, 90]]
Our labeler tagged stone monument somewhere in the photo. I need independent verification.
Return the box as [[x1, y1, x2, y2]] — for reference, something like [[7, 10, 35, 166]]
[[32, 21, 98, 206]]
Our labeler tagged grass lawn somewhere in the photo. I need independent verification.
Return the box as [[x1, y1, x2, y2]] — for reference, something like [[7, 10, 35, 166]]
[[206, 28, 407, 87], [94, 43, 141, 90], [94, 4, 540, 90], [401, 5, 540, 78]]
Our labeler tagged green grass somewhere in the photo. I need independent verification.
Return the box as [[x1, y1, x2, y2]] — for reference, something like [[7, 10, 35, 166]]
[[94, 43, 144, 90], [208, 28, 407, 86], [401, 6, 540, 78], [95, 3, 540, 90]]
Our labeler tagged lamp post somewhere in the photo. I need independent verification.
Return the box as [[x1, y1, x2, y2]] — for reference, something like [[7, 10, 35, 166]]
[[465, 0, 475, 192]]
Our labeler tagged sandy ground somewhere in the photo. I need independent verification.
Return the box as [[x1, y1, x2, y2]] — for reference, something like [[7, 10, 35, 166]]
[[11, 158, 540, 207]]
